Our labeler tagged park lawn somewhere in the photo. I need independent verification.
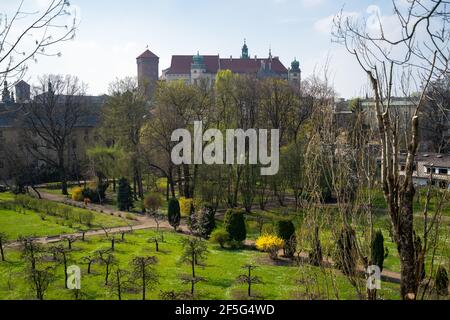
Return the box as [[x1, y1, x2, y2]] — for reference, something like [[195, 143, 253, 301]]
[[0, 192, 131, 239], [0, 208, 75, 239], [0, 229, 401, 300]]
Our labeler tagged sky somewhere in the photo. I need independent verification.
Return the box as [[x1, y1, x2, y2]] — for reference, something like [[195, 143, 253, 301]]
[[2, 0, 410, 98]]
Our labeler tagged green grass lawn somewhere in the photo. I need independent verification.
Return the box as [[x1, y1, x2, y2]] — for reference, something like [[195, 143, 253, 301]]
[[0, 193, 131, 239], [0, 229, 401, 300]]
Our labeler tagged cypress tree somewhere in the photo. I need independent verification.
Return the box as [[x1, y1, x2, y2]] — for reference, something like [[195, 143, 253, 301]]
[[117, 178, 133, 211], [371, 230, 387, 272], [168, 198, 181, 231], [224, 209, 246, 243]]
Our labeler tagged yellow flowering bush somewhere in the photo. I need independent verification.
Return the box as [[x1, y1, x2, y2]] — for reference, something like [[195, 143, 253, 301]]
[[179, 197, 202, 217], [71, 187, 84, 202], [255, 235, 285, 259]]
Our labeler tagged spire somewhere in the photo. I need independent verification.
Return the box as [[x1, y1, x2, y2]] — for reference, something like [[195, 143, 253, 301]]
[[241, 38, 249, 59], [2, 81, 11, 103]]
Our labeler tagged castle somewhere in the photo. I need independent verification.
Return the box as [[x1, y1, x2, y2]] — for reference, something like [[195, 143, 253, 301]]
[[137, 40, 302, 94]]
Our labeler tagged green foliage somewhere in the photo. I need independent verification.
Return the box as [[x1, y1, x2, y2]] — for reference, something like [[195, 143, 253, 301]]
[[435, 266, 449, 296], [261, 223, 275, 235], [276, 220, 296, 257], [276, 220, 295, 241], [168, 198, 181, 231], [82, 181, 108, 204], [209, 229, 229, 248], [224, 209, 247, 243], [117, 178, 133, 211], [371, 230, 387, 272]]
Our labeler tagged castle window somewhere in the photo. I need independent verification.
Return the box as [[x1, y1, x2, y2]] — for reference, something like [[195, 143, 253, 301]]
[[0, 160, 4, 169]]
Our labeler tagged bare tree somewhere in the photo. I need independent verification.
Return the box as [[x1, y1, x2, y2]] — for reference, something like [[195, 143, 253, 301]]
[[21, 75, 88, 195], [236, 264, 263, 298], [0, 0, 76, 83], [51, 244, 70, 289], [129, 256, 159, 300], [96, 249, 116, 286], [179, 237, 208, 296], [28, 266, 55, 301], [109, 267, 130, 301], [333, 0, 449, 299], [82, 255, 97, 274]]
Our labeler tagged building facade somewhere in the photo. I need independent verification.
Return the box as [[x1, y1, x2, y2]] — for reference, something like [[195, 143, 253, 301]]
[[150, 41, 301, 89], [0, 81, 105, 181]]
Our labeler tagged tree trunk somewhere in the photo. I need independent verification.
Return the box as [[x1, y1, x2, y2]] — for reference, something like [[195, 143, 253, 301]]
[[142, 269, 146, 300], [398, 189, 418, 300], [0, 241, 4, 261]]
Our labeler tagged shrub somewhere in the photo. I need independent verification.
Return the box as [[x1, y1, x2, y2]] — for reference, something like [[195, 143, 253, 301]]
[[117, 178, 133, 211], [200, 205, 216, 238], [435, 266, 449, 296], [179, 197, 193, 217], [210, 229, 229, 248], [71, 187, 84, 202], [83, 181, 108, 204], [261, 223, 275, 235], [276, 220, 296, 257], [168, 198, 181, 231], [256, 235, 284, 259], [144, 193, 163, 214], [189, 204, 216, 239], [224, 209, 247, 243]]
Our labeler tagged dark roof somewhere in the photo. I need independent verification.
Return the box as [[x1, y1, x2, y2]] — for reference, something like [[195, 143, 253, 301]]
[[166, 55, 220, 75], [0, 95, 107, 129], [416, 153, 450, 167], [165, 55, 288, 75], [137, 49, 159, 59]]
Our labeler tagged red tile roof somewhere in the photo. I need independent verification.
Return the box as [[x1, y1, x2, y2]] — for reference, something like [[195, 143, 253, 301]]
[[221, 57, 288, 74], [166, 55, 288, 75], [137, 49, 159, 59]]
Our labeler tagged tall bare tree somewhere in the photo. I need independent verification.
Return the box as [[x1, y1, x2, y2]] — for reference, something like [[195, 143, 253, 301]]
[[333, 0, 449, 299], [21, 74, 87, 195]]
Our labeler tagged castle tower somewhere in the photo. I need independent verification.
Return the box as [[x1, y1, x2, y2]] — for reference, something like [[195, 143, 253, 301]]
[[241, 39, 249, 59], [137, 48, 159, 98], [191, 51, 206, 85], [15, 80, 31, 103], [288, 58, 301, 91]]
